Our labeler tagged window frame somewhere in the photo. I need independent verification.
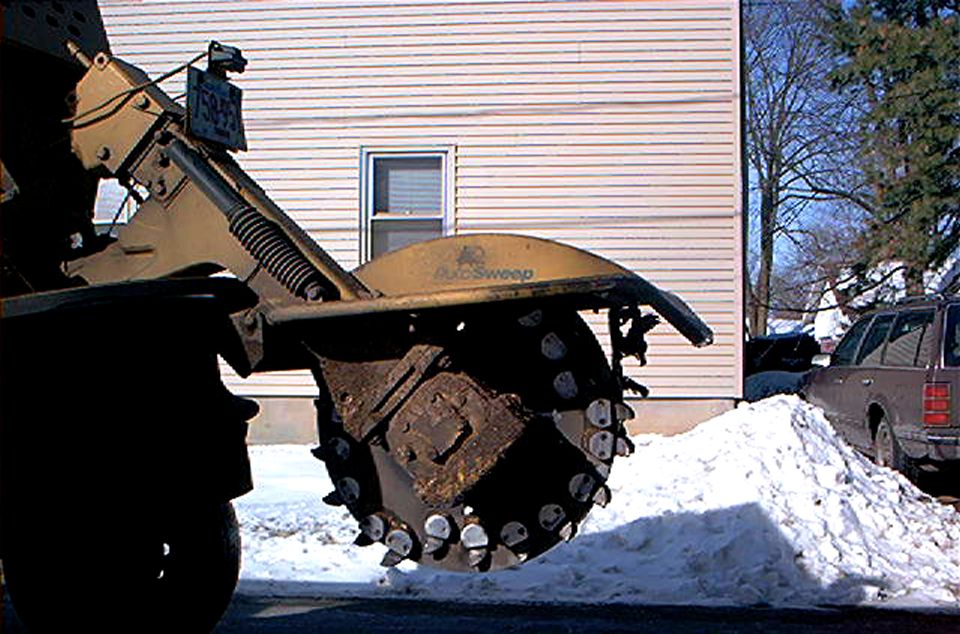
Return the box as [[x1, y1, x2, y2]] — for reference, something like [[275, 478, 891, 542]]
[[944, 303, 960, 368], [359, 146, 454, 263]]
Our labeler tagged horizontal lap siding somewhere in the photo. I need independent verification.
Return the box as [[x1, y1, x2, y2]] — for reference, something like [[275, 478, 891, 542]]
[[100, 0, 743, 400]]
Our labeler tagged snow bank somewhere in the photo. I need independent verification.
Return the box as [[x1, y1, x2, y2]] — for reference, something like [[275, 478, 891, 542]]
[[235, 396, 960, 608]]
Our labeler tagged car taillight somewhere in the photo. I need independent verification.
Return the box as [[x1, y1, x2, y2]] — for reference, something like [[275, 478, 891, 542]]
[[924, 383, 952, 426]]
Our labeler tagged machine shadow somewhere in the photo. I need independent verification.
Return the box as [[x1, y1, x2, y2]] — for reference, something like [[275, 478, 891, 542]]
[[5, 502, 957, 632], [220, 503, 916, 623]]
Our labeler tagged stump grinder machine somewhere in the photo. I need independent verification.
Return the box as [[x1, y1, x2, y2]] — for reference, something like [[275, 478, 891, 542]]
[[0, 2, 712, 630]]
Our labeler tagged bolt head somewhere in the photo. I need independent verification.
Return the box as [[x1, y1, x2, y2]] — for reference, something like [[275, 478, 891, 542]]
[[461, 523, 489, 549]]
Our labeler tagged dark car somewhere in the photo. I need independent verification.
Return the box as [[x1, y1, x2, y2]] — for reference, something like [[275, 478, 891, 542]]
[[746, 332, 821, 376], [802, 295, 959, 480]]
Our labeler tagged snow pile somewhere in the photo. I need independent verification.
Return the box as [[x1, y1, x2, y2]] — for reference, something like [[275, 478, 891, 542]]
[[236, 397, 960, 607]]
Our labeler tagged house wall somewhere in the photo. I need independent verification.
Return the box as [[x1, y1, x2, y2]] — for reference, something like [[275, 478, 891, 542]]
[[97, 0, 744, 432]]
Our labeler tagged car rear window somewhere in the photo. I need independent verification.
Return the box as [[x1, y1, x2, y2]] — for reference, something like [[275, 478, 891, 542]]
[[883, 309, 935, 367], [856, 314, 895, 366], [832, 317, 871, 366], [946, 304, 960, 367]]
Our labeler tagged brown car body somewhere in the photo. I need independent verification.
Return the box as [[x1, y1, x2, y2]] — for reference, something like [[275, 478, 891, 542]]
[[803, 295, 960, 475]]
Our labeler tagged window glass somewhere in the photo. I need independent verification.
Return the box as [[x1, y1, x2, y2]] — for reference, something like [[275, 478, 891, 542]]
[[371, 218, 443, 258], [92, 179, 134, 235], [373, 157, 442, 216], [831, 317, 872, 366], [367, 154, 446, 260], [946, 304, 960, 367], [883, 310, 935, 367], [856, 314, 895, 365]]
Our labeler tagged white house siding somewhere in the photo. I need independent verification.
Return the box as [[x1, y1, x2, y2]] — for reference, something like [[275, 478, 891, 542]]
[[98, 0, 744, 401]]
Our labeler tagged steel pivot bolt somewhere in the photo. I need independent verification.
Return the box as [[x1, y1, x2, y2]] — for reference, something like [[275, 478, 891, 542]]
[[553, 371, 578, 399], [586, 399, 613, 429], [568, 473, 596, 502], [541, 332, 568, 360], [460, 523, 489, 550], [538, 504, 566, 532], [359, 515, 386, 542], [588, 430, 615, 461], [423, 514, 452, 555], [336, 477, 360, 504], [500, 521, 529, 548], [328, 437, 351, 461], [385, 529, 414, 557]]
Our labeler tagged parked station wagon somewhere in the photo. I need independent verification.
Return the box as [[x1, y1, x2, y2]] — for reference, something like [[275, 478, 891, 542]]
[[802, 295, 959, 480]]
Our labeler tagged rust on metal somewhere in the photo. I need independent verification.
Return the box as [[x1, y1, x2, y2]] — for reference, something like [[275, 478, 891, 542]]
[[387, 372, 530, 507]]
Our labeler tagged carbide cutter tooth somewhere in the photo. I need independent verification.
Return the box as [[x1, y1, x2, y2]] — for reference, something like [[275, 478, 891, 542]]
[[354, 533, 374, 547], [615, 436, 635, 457], [559, 522, 577, 542], [593, 485, 611, 508], [423, 536, 445, 555], [468, 548, 490, 569], [518, 309, 543, 328], [614, 402, 636, 422], [322, 490, 345, 507], [380, 550, 405, 568]]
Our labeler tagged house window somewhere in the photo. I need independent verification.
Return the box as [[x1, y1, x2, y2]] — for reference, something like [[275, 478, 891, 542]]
[[361, 149, 451, 262]]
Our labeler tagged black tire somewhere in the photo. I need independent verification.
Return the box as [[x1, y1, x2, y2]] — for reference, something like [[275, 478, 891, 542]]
[[4, 501, 240, 633], [874, 420, 918, 482]]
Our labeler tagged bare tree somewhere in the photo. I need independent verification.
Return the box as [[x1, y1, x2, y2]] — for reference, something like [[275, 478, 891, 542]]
[[744, 0, 862, 334]]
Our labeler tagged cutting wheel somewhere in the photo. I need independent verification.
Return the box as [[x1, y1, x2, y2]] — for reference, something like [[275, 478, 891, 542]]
[[310, 307, 635, 572]]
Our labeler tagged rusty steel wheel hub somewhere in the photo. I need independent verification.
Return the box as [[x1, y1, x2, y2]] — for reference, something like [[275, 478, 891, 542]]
[[310, 307, 637, 572]]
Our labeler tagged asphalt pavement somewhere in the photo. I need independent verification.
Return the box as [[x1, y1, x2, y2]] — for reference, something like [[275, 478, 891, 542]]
[[5, 589, 960, 633], [217, 595, 960, 633]]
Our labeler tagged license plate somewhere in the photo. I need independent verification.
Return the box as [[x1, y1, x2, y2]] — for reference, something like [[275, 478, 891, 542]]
[[186, 66, 247, 151]]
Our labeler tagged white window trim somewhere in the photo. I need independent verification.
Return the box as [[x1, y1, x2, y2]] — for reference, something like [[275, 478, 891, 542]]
[[359, 145, 455, 263]]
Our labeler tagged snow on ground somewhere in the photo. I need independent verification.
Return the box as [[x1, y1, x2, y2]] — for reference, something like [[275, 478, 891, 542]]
[[235, 396, 960, 608]]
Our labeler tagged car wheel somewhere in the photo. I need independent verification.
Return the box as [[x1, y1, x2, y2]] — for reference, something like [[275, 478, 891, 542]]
[[4, 501, 240, 633], [873, 420, 917, 482]]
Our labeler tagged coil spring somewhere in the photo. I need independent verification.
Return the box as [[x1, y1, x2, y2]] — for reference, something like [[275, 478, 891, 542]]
[[229, 206, 328, 300]]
